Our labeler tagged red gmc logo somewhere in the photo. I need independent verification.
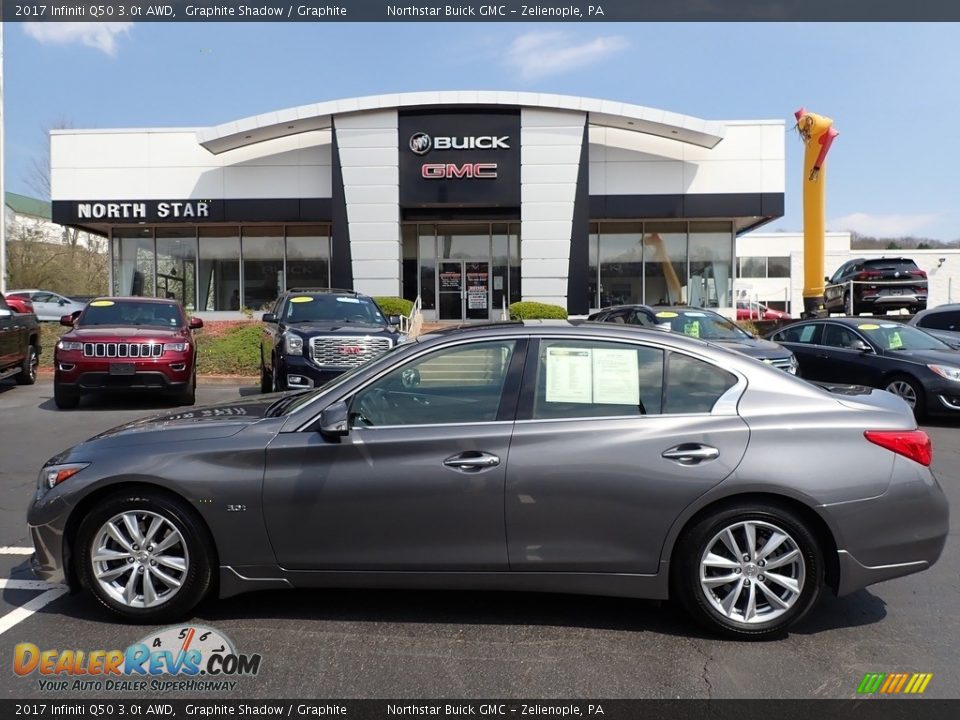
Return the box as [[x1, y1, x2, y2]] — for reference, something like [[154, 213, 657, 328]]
[[339, 345, 363, 354], [421, 163, 498, 179]]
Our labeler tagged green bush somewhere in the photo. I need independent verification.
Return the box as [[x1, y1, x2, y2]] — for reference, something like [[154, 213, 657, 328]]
[[374, 297, 414, 317], [195, 323, 262, 376], [509, 301, 568, 320]]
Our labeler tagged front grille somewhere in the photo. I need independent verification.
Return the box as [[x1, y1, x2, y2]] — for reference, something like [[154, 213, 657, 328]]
[[82, 342, 163, 359], [765, 357, 794, 372], [310, 336, 392, 368]]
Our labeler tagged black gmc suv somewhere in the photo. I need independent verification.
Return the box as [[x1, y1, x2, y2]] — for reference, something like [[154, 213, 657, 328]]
[[259, 289, 404, 392]]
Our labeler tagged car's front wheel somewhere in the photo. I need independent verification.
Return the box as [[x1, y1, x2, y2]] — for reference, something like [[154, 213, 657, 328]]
[[673, 503, 824, 639], [75, 490, 215, 623], [884, 374, 925, 419], [53, 382, 80, 409]]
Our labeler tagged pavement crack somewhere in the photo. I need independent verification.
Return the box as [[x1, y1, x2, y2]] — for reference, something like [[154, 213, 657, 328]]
[[687, 639, 715, 699]]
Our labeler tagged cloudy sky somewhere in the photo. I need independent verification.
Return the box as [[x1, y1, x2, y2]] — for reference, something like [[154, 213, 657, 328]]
[[4, 21, 958, 240]]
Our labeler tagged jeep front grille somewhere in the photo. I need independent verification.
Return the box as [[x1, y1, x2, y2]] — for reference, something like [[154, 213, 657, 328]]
[[82, 342, 163, 359], [309, 336, 392, 368]]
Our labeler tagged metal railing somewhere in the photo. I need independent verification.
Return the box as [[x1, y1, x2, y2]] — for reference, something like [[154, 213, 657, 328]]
[[824, 278, 926, 315]]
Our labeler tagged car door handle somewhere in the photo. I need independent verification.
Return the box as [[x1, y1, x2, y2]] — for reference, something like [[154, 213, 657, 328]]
[[443, 452, 500, 471], [661, 444, 719, 465]]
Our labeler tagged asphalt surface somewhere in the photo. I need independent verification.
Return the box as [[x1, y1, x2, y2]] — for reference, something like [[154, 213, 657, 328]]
[[0, 378, 957, 700]]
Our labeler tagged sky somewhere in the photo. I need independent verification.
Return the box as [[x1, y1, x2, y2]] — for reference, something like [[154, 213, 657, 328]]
[[3, 21, 958, 241]]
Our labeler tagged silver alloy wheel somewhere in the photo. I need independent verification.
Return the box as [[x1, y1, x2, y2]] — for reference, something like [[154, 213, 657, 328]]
[[27, 348, 38, 382], [886, 380, 917, 408], [699, 520, 805, 625], [91, 510, 189, 609]]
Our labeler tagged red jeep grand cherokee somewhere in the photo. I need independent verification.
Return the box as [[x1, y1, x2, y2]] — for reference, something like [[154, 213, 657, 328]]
[[53, 297, 203, 409]]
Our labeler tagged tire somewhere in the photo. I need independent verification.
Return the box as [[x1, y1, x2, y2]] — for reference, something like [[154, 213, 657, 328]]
[[673, 503, 824, 639], [884, 374, 925, 419], [16, 344, 39, 385], [53, 382, 80, 409], [259, 356, 272, 394], [271, 358, 285, 392], [75, 489, 215, 623], [177, 372, 196, 406]]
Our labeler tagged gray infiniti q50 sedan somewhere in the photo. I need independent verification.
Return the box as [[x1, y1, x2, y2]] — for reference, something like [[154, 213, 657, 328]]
[[28, 322, 948, 639]]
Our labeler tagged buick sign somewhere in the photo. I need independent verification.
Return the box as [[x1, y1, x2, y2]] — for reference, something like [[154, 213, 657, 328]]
[[409, 133, 510, 154]]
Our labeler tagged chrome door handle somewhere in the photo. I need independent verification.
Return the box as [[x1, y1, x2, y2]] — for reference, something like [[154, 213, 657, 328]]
[[443, 452, 500, 470], [661, 444, 719, 465]]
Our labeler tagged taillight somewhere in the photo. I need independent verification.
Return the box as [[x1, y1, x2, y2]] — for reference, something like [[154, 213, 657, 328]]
[[911, 269, 927, 279], [864, 430, 932, 467], [855, 270, 883, 280]]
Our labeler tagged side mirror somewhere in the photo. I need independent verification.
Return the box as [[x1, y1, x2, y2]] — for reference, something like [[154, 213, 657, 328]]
[[262, 312, 278, 323], [850, 339, 872, 352], [188, 317, 204, 330], [60, 314, 76, 327], [319, 400, 350, 437], [58, 299, 68, 306], [388, 314, 402, 326], [824, 276, 831, 282]]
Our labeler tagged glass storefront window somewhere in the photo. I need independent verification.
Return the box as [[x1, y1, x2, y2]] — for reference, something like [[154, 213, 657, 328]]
[[508, 223, 521, 306], [418, 226, 436, 311], [599, 222, 644, 307], [112, 228, 154, 297], [740, 257, 767, 278], [437, 224, 491, 261], [286, 226, 331, 291], [402, 225, 419, 303], [492, 224, 510, 315], [242, 227, 284, 311], [767, 256, 791, 277], [199, 228, 240, 311], [688, 221, 733, 309], [588, 224, 599, 309], [643, 222, 687, 306], [156, 228, 198, 311]]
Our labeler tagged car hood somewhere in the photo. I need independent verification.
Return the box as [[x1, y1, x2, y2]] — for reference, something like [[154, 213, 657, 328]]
[[80, 393, 300, 448], [711, 336, 791, 359], [282, 322, 395, 334], [885, 348, 960, 365], [68, 326, 186, 339]]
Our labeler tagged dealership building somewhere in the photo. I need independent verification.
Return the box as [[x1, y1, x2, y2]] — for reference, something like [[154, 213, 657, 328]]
[[50, 92, 786, 320]]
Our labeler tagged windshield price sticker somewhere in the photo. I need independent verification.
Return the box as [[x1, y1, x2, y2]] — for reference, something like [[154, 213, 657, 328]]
[[290, 296, 314, 303], [335, 297, 361, 303], [89, 300, 115, 307]]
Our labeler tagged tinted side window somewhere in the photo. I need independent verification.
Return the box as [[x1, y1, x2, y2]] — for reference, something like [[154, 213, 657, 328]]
[[532, 340, 664, 419], [919, 311, 960, 331], [350, 340, 516, 427], [822, 325, 864, 349], [664, 353, 737, 414], [773, 324, 822, 344]]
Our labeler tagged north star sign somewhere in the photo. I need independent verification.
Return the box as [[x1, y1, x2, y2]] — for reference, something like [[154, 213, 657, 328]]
[[76, 201, 211, 220]]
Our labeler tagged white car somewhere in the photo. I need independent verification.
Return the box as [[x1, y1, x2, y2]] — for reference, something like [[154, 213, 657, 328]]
[[6, 290, 87, 322]]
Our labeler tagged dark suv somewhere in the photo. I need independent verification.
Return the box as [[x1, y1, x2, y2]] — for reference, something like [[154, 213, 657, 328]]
[[260, 289, 404, 392], [824, 257, 927, 315]]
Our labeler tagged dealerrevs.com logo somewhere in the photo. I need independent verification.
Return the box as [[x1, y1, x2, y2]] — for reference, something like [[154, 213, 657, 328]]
[[14, 625, 261, 693]]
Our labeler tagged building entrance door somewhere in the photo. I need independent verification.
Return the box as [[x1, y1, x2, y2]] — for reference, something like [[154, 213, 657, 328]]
[[438, 261, 490, 321]]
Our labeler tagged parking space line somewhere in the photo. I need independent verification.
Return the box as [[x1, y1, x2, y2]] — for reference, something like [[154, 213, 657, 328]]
[[0, 587, 70, 637], [0, 547, 34, 555]]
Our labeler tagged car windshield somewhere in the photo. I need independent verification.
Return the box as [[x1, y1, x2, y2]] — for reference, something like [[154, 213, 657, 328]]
[[855, 322, 952, 351], [654, 310, 751, 340], [78, 300, 183, 328], [282, 295, 386, 325]]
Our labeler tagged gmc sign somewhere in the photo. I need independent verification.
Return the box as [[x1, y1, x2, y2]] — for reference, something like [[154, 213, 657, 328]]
[[421, 163, 498, 179]]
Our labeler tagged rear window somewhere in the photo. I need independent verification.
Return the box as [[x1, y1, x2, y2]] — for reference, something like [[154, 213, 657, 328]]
[[861, 258, 920, 272]]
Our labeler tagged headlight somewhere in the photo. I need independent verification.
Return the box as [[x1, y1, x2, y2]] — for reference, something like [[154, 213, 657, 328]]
[[788, 355, 799, 375], [57, 340, 83, 351], [284, 333, 304, 356], [37, 462, 89, 491], [163, 342, 188, 352], [928, 364, 960, 382]]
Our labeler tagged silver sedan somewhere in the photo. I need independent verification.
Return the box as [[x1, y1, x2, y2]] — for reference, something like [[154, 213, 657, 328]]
[[28, 322, 948, 638]]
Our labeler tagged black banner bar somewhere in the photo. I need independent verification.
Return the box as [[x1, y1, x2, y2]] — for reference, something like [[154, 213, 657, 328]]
[[4, 1, 960, 22]]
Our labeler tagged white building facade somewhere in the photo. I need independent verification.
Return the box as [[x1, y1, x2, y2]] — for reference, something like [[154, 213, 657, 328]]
[[50, 92, 785, 319]]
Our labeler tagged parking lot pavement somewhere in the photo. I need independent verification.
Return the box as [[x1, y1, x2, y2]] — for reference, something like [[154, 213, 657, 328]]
[[0, 379, 957, 699]]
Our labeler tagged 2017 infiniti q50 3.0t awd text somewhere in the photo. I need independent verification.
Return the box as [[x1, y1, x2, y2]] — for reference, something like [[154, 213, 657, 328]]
[[28, 322, 948, 639]]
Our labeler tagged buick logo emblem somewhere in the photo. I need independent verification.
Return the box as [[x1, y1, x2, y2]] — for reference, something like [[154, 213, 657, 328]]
[[409, 132, 432, 155]]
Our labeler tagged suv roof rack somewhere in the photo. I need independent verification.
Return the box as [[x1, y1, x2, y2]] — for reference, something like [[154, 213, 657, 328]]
[[286, 287, 361, 295]]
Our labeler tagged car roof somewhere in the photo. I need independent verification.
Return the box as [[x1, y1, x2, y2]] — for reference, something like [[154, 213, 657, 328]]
[[283, 287, 366, 297], [89, 296, 182, 306]]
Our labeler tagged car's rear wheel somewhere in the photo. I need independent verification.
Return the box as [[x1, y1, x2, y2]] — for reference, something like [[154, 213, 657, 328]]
[[673, 503, 823, 639], [53, 382, 80, 409], [16, 344, 39, 385], [76, 490, 214, 623], [884, 374, 925, 418]]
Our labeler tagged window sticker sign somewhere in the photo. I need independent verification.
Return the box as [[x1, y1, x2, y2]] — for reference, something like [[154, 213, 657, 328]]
[[544, 347, 640, 406]]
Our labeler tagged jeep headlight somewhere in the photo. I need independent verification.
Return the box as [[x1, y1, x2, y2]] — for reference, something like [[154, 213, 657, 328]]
[[163, 342, 188, 352], [57, 340, 83, 351], [284, 333, 304, 356]]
